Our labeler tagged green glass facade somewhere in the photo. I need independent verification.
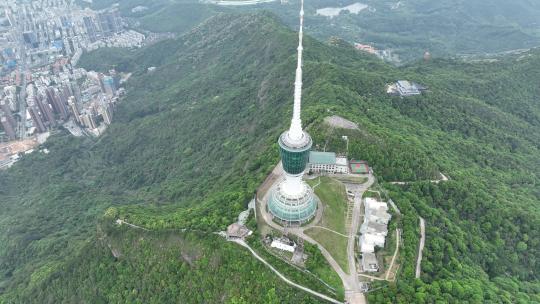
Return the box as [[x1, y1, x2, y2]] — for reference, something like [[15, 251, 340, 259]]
[[279, 133, 312, 175], [268, 191, 317, 223], [268, 131, 317, 224]]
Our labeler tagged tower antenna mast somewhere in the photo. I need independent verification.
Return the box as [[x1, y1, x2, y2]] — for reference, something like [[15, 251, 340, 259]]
[[288, 0, 305, 141]]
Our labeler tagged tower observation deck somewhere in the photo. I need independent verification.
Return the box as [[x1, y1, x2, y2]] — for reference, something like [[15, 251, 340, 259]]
[[268, 0, 317, 225]]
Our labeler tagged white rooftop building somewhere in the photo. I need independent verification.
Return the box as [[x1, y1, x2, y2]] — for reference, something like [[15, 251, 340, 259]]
[[364, 198, 391, 225], [308, 151, 349, 174], [359, 197, 392, 254], [359, 233, 386, 253], [396, 80, 421, 96], [360, 220, 388, 236], [271, 238, 296, 252]]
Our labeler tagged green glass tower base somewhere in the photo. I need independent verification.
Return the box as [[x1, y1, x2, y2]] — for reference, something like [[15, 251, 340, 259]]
[[268, 180, 317, 225]]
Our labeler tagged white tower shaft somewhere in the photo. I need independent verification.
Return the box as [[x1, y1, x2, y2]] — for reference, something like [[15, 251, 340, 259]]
[[288, 0, 305, 142]]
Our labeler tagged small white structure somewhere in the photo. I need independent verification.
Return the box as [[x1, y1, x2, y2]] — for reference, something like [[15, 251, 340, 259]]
[[336, 156, 349, 173], [396, 80, 421, 96], [271, 238, 296, 253], [387, 80, 425, 97]]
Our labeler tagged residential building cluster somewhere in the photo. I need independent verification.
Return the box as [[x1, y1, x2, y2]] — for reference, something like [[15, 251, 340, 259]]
[[0, 0, 147, 72], [0, 0, 146, 165], [0, 60, 122, 141], [359, 197, 392, 272]]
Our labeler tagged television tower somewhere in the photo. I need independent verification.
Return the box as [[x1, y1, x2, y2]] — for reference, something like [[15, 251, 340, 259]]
[[268, 0, 317, 225]]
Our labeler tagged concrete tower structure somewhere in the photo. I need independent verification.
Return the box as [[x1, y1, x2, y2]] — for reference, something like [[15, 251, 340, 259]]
[[268, 0, 316, 225], [29, 106, 46, 133]]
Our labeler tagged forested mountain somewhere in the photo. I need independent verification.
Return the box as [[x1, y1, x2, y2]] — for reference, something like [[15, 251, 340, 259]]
[[80, 0, 540, 62], [300, 0, 540, 61], [1, 11, 539, 303]]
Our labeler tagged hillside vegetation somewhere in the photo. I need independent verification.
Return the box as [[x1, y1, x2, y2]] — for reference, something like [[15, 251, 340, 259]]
[[301, 0, 540, 61], [1, 12, 539, 303], [81, 0, 540, 62]]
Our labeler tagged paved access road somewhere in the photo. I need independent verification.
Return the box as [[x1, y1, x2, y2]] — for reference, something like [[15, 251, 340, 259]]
[[343, 174, 374, 303], [415, 217, 425, 278]]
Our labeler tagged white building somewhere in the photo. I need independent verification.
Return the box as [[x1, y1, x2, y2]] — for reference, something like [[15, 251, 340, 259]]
[[359, 233, 386, 253], [271, 238, 296, 253], [308, 151, 349, 174], [396, 80, 421, 96], [360, 221, 388, 236], [364, 198, 391, 225], [359, 197, 392, 254]]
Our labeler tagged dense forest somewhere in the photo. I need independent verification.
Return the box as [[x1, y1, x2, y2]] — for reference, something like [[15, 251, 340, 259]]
[[1, 11, 539, 303]]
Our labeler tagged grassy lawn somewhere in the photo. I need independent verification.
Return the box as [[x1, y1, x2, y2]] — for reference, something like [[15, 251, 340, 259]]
[[304, 177, 350, 273], [255, 200, 274, 236], [305, 227, 349, 274], [362, 189, 382, 200], [306, 176, 348, 234]]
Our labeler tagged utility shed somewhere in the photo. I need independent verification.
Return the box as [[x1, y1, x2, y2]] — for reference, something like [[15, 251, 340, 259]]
[[226, 223, 251, 239], [271, 238, 296, 252], [362, 252, 379, 272]]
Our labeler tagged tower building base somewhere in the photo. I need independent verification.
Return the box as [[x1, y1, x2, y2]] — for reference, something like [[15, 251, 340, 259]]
[[267, 178, 317, 226]]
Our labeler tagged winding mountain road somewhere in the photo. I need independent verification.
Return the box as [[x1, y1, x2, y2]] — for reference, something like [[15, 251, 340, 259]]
[[385, 228, 400, 280], [232, 239, 343, 304]]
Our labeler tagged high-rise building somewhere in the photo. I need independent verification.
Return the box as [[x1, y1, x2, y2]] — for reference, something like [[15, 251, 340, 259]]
[[69, 81, 82, 103], [267, 0, 317, 225], [0, 97, 16, 127], [1, 115, 17, 140], [56, 89, 70, 120], [83, 16, 98, 43], [29, 106, 46, 133], [62, 84, 73, 101], [36, 95, 56, 127], [67, 96, 80, 124], [80, 112, 97, 129], [99, 103, 113, 125], [98, 11, 122, 37], [45, 88, 68, 120]]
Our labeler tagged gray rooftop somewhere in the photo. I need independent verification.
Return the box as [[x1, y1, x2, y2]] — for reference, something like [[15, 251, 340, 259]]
[[309, 151, 336, 165]]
